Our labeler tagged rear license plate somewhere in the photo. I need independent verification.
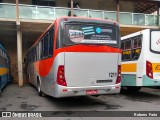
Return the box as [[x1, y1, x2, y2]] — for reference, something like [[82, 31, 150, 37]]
[[86, 90, 98, 95]]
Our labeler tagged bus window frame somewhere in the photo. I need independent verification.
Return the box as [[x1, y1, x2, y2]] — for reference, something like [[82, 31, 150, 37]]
[[61, 23, 120, 48], [122, 35, 142, 61], [131, 35, 142, 60], [26, 26, 54, 64], [43, 33, 49, 59], [122, 39, 132, 61], [48, 28, 54, 57]]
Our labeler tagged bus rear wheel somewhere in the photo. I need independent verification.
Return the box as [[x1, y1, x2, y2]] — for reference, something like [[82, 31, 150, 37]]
[[126, 86, 142, 92]]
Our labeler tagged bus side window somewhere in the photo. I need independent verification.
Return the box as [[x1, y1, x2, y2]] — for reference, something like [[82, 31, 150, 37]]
[[36, 44, 39, 61], [27, 53, 29, 63], [49, 28, 54, 57], [132, 36, 142, 60], [30, 52, 32, 62], [121, 42, 126, 60], [40, 39, 44, 59], [121, 42, 125, 50], [44, 34, 49, 58], [125, 40, 131, 49], [34, 47, 37, 61], [32, 49, 34, 62], [29, 52, 31, 63], [31, 50, 34, 62], [38, 42, 40, 60], [122, 40, 131, 61]]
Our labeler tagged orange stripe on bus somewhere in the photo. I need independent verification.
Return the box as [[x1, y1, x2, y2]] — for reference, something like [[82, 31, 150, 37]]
[[34, 45, 121, 77], [34, 57, 54, 77], [152, 63, 160, 73], [121, 63, 137, 72], [53, 45, 121, 59], [0, 68, 9, 75]]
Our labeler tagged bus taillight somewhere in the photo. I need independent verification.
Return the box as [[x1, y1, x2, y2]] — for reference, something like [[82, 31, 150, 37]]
[[116, 65, 121, 84], [57, 65, 67, 86], [146, 61, 153, 79]]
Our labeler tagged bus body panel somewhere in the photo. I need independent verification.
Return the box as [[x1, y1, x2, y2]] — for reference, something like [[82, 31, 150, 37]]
[[121, 29, 160, 87], [28, 50, 121, 98], [28, 63, 36, 86], [53, 52, 121, 97], [53, 83, 120, 98], [65, 52, 119, 87], [26, 17, 121, 98], [38, 52, 121, 98], [136, 30, 149, 86], [0, 44, 11, 94], [142, 30, 160, 86]]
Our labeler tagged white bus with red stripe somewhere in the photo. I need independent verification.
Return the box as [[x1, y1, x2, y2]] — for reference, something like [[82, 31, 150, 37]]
[[26, 17, 121, 98]]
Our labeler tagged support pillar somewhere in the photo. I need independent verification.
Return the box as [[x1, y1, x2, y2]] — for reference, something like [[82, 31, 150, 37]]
[[16, 0, 23, 86], [116, 0, 120, 23], [17, 27, 23, 87], [71, 0, 73, 16]]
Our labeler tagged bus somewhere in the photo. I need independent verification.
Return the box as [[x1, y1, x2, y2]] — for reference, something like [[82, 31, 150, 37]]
[[121, 29, 160, 91], [25, 17, 121, 98], [0, 43, 11, 95]]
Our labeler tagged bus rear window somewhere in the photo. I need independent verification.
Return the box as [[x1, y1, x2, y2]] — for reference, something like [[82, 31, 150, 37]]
[[65, 24, 118, 46], [150, 31, 160, 53]]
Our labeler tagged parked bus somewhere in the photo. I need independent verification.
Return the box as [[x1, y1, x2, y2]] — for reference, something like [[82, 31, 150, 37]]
[[25, 17, 121, 98], [0, 43, 11, 95], [121, 29, 160, 91]]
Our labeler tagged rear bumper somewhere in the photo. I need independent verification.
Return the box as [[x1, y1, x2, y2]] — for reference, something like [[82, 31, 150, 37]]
[[142, 75, 160, 86], [121, 74, 160, 86], [53, 83, 121, 98]]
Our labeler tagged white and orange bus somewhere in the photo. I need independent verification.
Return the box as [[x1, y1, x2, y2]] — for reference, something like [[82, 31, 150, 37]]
[[25, 17, 121, 98], [121, 29, 160, 92]]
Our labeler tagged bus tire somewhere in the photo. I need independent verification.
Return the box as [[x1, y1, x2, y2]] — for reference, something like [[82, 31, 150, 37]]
[[37, 79, 42, 96], [127, 86, 141, 92]]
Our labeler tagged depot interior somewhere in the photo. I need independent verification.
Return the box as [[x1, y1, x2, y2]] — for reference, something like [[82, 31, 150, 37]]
[[0, 0, 159, 86]]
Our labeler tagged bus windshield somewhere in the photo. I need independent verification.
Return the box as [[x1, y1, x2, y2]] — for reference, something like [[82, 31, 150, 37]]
[[64, 23, 118, 47]]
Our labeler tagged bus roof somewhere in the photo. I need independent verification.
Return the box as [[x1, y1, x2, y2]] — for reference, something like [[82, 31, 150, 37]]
[[121, 29, 150, 41], [26, 17, 119, 54], [56, 16, 119, 26]]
